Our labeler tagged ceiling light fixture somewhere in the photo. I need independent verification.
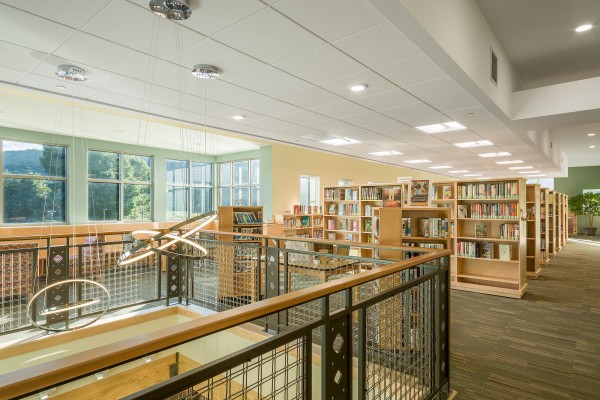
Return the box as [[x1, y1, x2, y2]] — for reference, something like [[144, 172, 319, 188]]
[[575, 23, 593, 33], [232, 115, 245, 121], [55, 65, 87, 81], [518, 170, 541, 174], [349, 83, 368, 92], [320, 137, 360, 146], [55, 85, 66, 90], [191, 64, 219, 79], [478, 151, 511, 158], [416, 121, 467, 134], [527, 174, 547, 177], [587, 133, 596, 136], [509, 166, 534, 170], [429, 165, 452, 169], [590, 145, 597, 149], [463, 173, 482, 177], [149, 0, 191, 20], [404, 159, 431, 164], [495, 160, 523, 164], [369, 150, 401, 156], [454, 140, 494, 148], [449, 170, 469, 173]]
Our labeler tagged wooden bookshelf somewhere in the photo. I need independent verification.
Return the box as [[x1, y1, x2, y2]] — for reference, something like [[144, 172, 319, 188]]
[[431, 181, 457, 285], [273, 213, 323, 239], [540, 187, 550, 266], [562, 194, 569, 245], [217, 206, 263, 303], [526, 184, 541, 279], [548, 191, 556, 258], [453, 178, 527, 299], [556, 192, 563, 252]]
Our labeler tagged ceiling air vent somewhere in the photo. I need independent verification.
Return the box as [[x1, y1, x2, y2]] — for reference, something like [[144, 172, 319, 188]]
[[149, 0, 191, 20], [490, 48, 498, 86]]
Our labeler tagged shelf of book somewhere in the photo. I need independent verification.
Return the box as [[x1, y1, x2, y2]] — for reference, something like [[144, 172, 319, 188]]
[[453, 178, 527, 299], [548, 190, 556, 258], [525, 184, 541, 279], [556, 192, 563, 252], [431, 181, 457, 284], [561, 193, 569, 246], [539, 187, 550, 266], [274, 213, 324, 239]]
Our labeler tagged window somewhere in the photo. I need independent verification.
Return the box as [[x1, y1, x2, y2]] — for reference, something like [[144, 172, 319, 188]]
[[166, 160, 212, 220], [300, 175, 320, 206], [2, 140, 67, 223], [88, 151, 152, 221], [218, 159, 260, 206]]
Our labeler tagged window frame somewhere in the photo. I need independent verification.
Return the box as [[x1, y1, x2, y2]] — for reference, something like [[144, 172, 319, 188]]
[[166, 159, 213, 220], [218, 158, 260, 206], [87, 150, 153, 222], [300, 174, 320, 206], [0, 139, 69, 225]]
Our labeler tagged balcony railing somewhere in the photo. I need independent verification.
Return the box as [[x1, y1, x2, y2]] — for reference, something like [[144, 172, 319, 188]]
[[0, 229, 451, 399]]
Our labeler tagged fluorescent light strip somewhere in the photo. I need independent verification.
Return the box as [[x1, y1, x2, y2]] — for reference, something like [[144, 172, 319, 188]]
[[320, 137, 360, 146], [508, 166, 533, 170], [495, 160, 523, 164], [518, 170, 541, 174], [479, 152, 511, 158], [369, 150, 401, 156], [463, 174, 482, 177], [454, 140, 493, 148], [416, 121, 467, 134], [404, 159, 431, 164], [526, 174, 547, 177], [449, 170, 469, 173], [429, 165, 452, 169]]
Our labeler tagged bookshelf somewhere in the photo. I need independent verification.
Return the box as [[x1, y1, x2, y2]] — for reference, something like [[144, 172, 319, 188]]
[[548, 191, 556, 258], [218, 206, 263, 303], [453, 178, 527, 299], [431, 181, 458, 285], [561, 194, 569, 245], [526, 184, 541, 279], [556, 192, 563, 252], [540, 187, 550, 267], [323, 185, 361, 243], [273, 213, 323, 239]]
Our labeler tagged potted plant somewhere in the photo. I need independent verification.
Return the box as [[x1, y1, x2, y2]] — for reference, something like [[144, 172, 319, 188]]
[[568, 192, 600, 236]]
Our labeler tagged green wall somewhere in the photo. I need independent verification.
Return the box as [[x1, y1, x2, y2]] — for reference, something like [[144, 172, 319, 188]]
[[0, 126, 271, 224], [555, 166, 600, 233]]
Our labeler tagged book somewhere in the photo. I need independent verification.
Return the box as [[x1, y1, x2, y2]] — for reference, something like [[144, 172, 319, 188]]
[[499, 244, 512, 260], [475, 223, 487, 238], [364, 219, 372, 232], [327, 219, 335, 230], [382, 186, 402, 207], [328, 204, 336, 215], [457, 205, 468, 219], [442, 185, 452, 200], [410, 179, 431, 206], [351, 219, 359, 231], [481, 242, 493, 259]]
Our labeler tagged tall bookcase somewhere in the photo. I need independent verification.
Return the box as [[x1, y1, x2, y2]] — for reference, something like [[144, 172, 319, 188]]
[[453, 178, 527, 298], [561, 194, 569, 245], [556, 192, 563, 252], [431, 181, 458, 285], [526, 184, 541, 279], [540, 187, 550, 267], [217, 206, 263, 303], [548, 191, 556, 258], [273, 213, 323, 239]]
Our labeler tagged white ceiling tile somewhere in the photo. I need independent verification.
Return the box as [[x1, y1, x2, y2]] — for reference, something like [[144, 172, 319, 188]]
[[0, 65, 25, 82], [207, 103, 265, 122], [0, 42, 47, 73], [242, 98, 302, 116], [83, 1, 205, 61], [273, 0, 386, 42], [88, 91, 146, 111], [435, 130, 486, 144], [341, 112, 394, 128], [246, 117, 296, 131], [0, 0, 113, 28], [400, 112, 449, 127], [231, 66, 311, 97], [334, 22, 421, 68], [132, 61, 197, 94], [354, 89, 420, 111], [279, 125, 325, 138], [55, 33, 150, 77], [209, 81, 267, 107], [310, 101, 369, 119], [173, 39, 266, 80], [276, 45, 366, 85], [404, 76, 478, 109], [275, 85, 343, 109], [278, 110, 330, 125], [364, 120, 412, 135], [213, 8, 324, 64], [445, 106, 494, 122], [319, 70, 396, 100], [379, 102, 438, 120], [375, 54, 446, 88], [429, 93, 480, 112], [305, 119, 364, 136], [18, 74, 103, 99]]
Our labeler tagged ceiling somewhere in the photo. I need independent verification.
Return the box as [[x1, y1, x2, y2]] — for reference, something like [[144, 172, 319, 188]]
[[0, 0, 598, 177]]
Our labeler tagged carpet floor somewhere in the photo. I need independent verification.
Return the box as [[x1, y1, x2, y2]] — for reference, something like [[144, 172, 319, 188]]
[[449, 237, 600, 399]]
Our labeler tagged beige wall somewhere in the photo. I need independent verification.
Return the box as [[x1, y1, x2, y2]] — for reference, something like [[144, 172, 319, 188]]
[[270, 143, 453, 216]]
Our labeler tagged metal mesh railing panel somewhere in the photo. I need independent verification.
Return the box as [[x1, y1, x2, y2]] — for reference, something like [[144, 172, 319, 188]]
[[0, 249, 36, 332]]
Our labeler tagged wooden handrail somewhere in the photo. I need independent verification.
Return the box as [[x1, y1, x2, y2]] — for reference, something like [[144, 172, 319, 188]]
[[0, 249, 450, 399]]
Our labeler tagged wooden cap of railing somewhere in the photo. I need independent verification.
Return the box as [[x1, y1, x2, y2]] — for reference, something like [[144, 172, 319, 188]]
[[0, 249, 449, 399]]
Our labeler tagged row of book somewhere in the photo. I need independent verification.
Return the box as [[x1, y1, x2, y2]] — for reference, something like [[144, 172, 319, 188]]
[[233, 226, 262, 241], [458, 182, 519, 199], [417, 218, 450, 238], [327, 219, 359, 231], [457, 241, 512, 260], [459, 203, 518, 219], [328, 203, 360, 216], [499, 223, 519, 240], [324, 188, 358, 201], [364, 219, 372, 233], [361, 186, 382, 200], [292, 205, 322, 215], [233, 211, 260, 224]]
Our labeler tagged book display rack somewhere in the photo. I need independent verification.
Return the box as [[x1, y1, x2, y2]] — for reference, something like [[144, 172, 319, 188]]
[[526, 184, 542, 279]]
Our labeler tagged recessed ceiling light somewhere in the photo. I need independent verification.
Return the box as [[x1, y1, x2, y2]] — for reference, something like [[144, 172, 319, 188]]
[[575, 24, 593, 33], [590, 145, 597, 149], [404, 159, 432, 164], [416, 121, 467, 134], [429, 165, 452, 169], [320, 137, 360, 146], [232, 115, 245, 120], [479, 152, 511, 158], [449, 170, 469, 173], [495, 160, 523, 164], [509, 166, 533, 170], [463, 174, 482, 177], [369, 150, 402, 156], [518, 170, 541, 174], [454, 140, 494, 148], [349, 83, 368, 92], [191, 64, 219, 79], [55, 85, 66, 90], [587, 133, 596, 136], [55, 64, 87, 81]]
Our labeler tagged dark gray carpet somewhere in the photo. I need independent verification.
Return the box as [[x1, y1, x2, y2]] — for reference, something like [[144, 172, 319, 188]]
[[450, 236, 600, 399]]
